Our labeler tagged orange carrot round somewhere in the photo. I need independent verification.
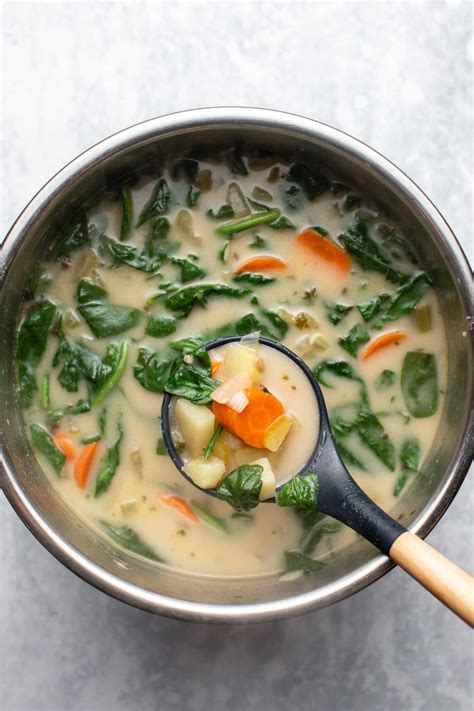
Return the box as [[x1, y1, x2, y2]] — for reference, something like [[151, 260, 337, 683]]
[[235, 255, 287, 274], [295, 229, 351, 274], [53, 432, 76, 460], [212, 387, 284, 449], [74, 442, 99, 488], [211, 357, 223, 377], [362, 331, 407, 360], [159, 494, 199, 522]]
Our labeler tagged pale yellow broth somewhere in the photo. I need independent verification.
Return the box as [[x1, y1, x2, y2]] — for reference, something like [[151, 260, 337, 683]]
[[21, 158, 447, 578]]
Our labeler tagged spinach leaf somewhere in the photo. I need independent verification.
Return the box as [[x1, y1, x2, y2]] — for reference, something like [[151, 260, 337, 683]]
[[355, 407, 396, 471], [268, 216, 295, 230], [277, 472, 318, 508], [218, 240, 231, 263], [225, 149, 248, 176], [144, 217, 171, 257], [333, 433, 367, 471], [324, 302, 353, 325], [120, 185, 134, 241], [401, 351, 438, 417], [169, 334, 207, 353], [189, 500, 229, 533], [165, 283, 250, 317], [294, 508, 327, 530], [258, 305, 288, 340], [49, 214, 91, 259], [232, 273, 275, 286], [78, 303, 141, 338], [145, 315, 177, 338], [356, 293, 390, 321], [216, 209, 281, 236], [94, 420, 123, 497], [285, 163, 329, 201], [77, 280, 107, 306], [249, 234, 267, 249], [400, 437, 420, 471], [313, 358, 368, 403], [156, 437, 167, 455], [25, 267, 52, 300], [100, 521, 163, 562], [30, 423, 65, 475], [134, 348, 175, 393], [216, 464, 263, 511], [16, 301, 57, 407], [339, 220, 408, 285], [91, 341, 129, 405], [137, 178, 170, 226], [338, 324, 370, 358], [393, 470, 409, 497], [82, 408, 107, 444], [54, 334, 103, 392], [302, 522, 343, 556], [207, 204, 235, 220], [284, 551, 325, 573], [172, 158, 199, 182], [102, 235, 165, 272], [372, 273, 431, 329], [164, 362, 219, 405], [170, 257, 206, 283], [375, 369, 396, 390], [186, 184, 200, 208]]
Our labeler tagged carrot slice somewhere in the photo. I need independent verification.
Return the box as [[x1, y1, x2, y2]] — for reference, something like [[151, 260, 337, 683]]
[[235, 255, 287, 274], [74, 442, 99, 488], [211, 357, 223, 377], [212, 387, 284, 449], [159, 494, 199, 523], [362, 331, 407, 360], [295, 229, 351, 274], [53, 432, 76, 460]]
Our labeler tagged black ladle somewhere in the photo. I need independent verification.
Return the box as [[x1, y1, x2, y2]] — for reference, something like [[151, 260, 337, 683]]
[[162, 336, 474, 625]]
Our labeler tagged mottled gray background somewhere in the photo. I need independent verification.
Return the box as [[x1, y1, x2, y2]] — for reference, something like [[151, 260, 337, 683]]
[[1, 2, 473, 710]]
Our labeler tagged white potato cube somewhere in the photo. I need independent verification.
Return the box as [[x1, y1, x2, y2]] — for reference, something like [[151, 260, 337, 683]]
[[175, 398, 216, 458], [220, 343, 262, 385], [184, 456, 226, 489], [250, 457, 277, 500]]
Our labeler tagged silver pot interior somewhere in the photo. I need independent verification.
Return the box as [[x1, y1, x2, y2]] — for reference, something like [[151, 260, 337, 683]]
[[1, 110, 472, 621]]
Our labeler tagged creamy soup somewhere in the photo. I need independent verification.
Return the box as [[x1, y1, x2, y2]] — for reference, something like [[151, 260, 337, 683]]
[[16, 152, 447, 578]]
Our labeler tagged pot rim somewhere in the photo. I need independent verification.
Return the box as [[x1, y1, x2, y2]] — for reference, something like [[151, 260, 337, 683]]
[[1, 107, 472, 623]]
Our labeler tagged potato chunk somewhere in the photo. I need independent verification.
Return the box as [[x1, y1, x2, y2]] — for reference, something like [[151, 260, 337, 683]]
[[184, 456, 226, 489], [250, 457, 277, 500], [175, 399, 215, 458], [219, 343, 262, 385]]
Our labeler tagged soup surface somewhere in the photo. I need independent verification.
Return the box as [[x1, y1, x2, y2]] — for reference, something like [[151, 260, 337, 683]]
[[16, 152, 447, 578]]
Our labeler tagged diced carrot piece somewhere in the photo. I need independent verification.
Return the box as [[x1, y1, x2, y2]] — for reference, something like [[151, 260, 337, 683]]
[[361, 331, 407, 360], [53, 432, 76, 460], [211, 358, 223, 377], [159, 494, 199, 523], [212, 387, 284, 449], [295, 229, 351, 274], [235, 256, 287, 274], [74, 442, 99, 488]]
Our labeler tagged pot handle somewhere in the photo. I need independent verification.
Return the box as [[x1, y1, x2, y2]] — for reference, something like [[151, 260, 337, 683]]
[[390, 531, 474, 626]]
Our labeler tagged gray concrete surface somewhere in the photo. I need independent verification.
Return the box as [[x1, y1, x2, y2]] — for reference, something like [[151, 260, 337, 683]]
[[1, 2, 473, 710]]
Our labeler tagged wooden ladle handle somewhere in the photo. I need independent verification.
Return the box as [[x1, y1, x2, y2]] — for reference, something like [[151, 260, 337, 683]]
[[389, 532, 474, 626]]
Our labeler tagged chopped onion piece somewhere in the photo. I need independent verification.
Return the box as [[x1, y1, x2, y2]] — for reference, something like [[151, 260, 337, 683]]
[[227, 390, 249, 413], [211, 373, 252, 406]]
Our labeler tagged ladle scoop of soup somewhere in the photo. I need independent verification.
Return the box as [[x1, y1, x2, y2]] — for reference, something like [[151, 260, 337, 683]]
[[169, 340, 320, 497]]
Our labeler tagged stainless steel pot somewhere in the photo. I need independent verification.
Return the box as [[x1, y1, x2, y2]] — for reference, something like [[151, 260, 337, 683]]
[[1, 108, 472, 623]]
